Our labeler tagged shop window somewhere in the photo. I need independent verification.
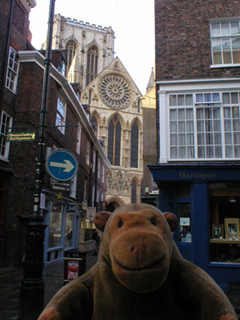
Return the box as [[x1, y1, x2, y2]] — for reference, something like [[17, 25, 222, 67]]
[[48, 203, 63, 248], [210, 195, 240, 263], [64, 213, 74, 248], [178, 203, 192, 243]]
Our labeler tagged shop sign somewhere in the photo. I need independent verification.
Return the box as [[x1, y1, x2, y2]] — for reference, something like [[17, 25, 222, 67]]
[[7, 131, 36, 142], [67, 203, 77, 213], [40, 193, 46, 209], [67, 260, 79, 280]]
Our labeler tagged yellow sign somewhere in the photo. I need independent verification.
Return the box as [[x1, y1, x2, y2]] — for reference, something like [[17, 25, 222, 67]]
[[7, 132, 35, 142]]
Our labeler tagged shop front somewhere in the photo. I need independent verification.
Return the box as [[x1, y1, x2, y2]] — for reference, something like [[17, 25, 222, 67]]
[[149, 163, 240, 292], [44, 199, 80, 264]]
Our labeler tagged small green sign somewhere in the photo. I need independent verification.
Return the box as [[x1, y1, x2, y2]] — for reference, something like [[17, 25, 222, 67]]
[[7, 132, 36, 142]]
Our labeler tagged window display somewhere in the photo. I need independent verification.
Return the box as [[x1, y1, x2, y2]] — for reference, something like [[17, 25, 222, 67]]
[[210, 194, 240, 263]]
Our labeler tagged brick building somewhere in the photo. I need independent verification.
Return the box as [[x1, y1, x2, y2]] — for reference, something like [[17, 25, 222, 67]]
[[0, 0, 110, 267], [151, 0, 240, 291]]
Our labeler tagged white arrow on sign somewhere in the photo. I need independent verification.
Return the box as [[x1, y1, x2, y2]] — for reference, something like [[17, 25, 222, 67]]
[[50, 160, 74, 173]]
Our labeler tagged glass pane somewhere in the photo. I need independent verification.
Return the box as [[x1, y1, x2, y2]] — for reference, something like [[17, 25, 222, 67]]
[[211, 23, 220, 36], [178, 203, 191, 243], [170, 121, 177, 132], [186, 94, 193, 105], [187, 146, 194, 158], [178, 109, 185, 120], [198, 146, 205, 158], [231, 22, 240, 35], [204, 93, 211, 102], [170, 147, 177, 158], [233, 119, 240, 131], [170, 134, 177, 145], [213, 93, 220, 102], [223, 93, 230, 104], [64, 214, 74, 247], [223, 39, 231, 64], [225, 132, 232, 144], [178, 121, 185, 133], [178, 95, 184, 106], [215, 146, 222, 158], [169, 95, 177, 106], [179, 147, 186, 158], [212, 39, 222, 64], [234, 146, 240, 157], [48, 204, 62, 248], [170, 109, 177, 120], [226, 145, 233, 157], [231, 92, 238, 104], [221, 22, 230, 35], [196, 94, 203, 103], [186, 109, 193, 120], [232, 39, 240, 63], [179, 134, 185, 145]]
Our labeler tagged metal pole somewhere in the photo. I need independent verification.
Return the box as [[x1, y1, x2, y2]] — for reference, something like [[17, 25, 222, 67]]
[[19, 1, 56, 319]]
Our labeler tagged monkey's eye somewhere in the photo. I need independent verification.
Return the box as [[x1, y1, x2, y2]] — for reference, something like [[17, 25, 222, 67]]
[[118, 220, 123, 228], [150, 217, 157, 226]]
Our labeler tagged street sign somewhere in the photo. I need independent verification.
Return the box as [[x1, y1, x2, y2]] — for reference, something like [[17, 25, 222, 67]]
[[7, 132, 35, 142], [46, 149, 79, 181]]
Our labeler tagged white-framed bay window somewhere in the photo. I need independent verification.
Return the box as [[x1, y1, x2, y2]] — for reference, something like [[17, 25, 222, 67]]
[[210, 18, 240, 66], [169, 91, 240, 160]]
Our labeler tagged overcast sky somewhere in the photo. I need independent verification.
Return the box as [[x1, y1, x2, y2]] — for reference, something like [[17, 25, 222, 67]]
[[29, 0, 155, 94]]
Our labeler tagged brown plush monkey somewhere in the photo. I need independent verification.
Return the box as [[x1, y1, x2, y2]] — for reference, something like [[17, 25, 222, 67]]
[[38, 204, 237, 320]]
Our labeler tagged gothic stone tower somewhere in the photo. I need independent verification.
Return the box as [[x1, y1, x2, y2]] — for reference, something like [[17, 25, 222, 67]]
[[51, 15, 143, 210]]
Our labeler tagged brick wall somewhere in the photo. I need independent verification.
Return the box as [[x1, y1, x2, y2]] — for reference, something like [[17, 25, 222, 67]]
[[155, 0, 240, 81]]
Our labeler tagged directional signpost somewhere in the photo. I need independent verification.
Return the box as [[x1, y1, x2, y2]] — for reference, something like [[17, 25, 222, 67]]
[[46, 149, 79, 181]]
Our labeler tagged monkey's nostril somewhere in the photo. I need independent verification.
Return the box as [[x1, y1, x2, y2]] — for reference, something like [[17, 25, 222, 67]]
[[131, 246, 135, 252]]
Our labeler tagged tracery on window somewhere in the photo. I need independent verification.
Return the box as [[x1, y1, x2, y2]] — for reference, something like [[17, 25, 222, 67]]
[[86, 46, 98, 86], [66, 40, 77, 70], [108, 117, 121, 166]]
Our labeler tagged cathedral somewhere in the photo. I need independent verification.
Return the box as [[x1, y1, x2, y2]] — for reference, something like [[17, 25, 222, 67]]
[[50, 14, 143, 210]]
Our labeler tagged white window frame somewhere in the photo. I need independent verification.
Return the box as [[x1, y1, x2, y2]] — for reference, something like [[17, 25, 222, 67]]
[[6, 47, 19, 93], [168, 91, 240, 161], [210, 18, 240, 67], [0, 111, 12, 161], [56, 95, 66, 134]]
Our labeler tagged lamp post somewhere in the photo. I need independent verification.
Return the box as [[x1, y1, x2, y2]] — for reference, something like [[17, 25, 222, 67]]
[[19, 1, 56, 319]]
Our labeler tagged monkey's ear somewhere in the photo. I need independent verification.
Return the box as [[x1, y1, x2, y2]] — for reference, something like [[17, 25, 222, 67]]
[[163, 212, 178, 232], [93, 211, 112, 232]]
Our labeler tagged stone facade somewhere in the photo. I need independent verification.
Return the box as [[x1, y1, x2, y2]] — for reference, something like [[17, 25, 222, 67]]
[[51, 15, 143, 209]]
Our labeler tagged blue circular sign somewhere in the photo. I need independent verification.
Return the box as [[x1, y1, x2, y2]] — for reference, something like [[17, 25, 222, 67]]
[[46, 149, 79, 181]]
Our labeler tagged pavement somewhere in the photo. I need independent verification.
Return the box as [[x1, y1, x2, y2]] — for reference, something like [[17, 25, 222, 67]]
[[0, 252, 98, 320], [0, 253, 239, 320]]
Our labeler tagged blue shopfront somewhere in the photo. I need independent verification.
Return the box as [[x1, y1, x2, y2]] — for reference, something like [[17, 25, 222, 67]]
[[149, 163, 240, 292]]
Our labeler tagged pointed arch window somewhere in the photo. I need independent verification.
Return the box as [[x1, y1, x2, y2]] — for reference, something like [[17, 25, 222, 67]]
[[66, 40, 77, 70], [131, 180, 137, 203], [108, 117, 121, 166], [86, 46, 98, 86], [131, 122, 139, 168], [90, 116, 98, 135]]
